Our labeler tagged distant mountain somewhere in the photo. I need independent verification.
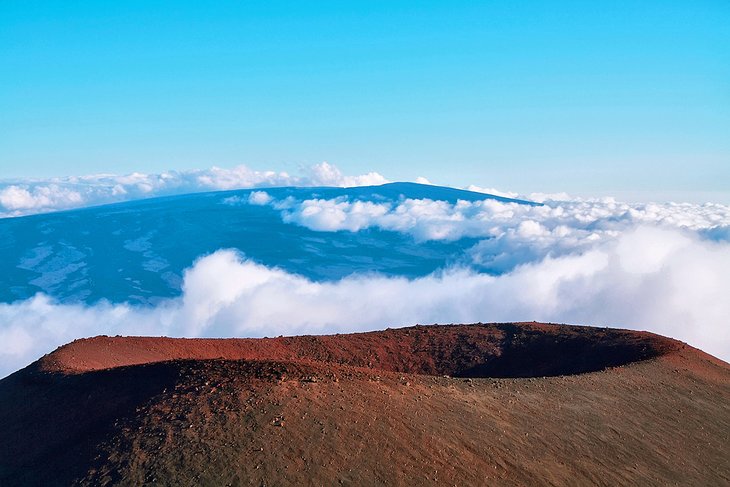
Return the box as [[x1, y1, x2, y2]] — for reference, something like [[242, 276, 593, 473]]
[[0, 183, 536, 304]]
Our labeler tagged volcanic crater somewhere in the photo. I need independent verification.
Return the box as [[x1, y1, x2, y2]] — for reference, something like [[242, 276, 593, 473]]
[[1, 322, 728, 486]]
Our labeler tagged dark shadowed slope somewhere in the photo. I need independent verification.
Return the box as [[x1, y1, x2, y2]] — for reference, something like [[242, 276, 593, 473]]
[[1, 323, 728, 486]]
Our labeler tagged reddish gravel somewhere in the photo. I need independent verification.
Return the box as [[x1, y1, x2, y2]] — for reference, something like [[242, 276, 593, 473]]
[[37, 321, 679, 377], [1, 322, 728, 486]]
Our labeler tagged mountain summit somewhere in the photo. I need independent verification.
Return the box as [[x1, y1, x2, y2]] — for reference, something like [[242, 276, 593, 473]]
[[1, 322, 728, 486]]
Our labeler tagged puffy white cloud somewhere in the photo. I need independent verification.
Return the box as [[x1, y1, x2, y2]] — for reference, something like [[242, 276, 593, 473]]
[[247, 191, 273, 205], [308, 161, 389, 188], [281, 198, 391, 232], [0, 185, 83, 212], [1, 226, 729, 378], [264, 194, 730, 272], [0, 163, 389, 218]]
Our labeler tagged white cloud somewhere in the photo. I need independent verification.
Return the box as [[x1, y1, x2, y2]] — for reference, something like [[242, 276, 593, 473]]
[[0, 185, 83, 212], [282, 198, 391, 232], [0, 163, 390, 218], [1, 226, 729, 378], [308, 161, 389, 188], [265, 195, 730, 273], [465, 184, 519, 199], [247, 191, 273, 205]]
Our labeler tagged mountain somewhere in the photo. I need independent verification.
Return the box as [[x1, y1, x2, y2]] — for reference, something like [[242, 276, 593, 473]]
[[0, 183, 535, 305], [1, 322, 728, 486]]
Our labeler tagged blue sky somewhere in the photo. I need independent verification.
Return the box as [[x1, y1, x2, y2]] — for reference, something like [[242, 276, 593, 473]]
[[1, 1, 728, 197]]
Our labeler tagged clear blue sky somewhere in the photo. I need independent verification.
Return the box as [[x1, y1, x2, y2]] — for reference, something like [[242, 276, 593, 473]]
[[1, 1, 728, 196]]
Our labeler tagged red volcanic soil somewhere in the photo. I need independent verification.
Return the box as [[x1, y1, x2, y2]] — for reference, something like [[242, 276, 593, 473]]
[[1, 322, 729, 486]]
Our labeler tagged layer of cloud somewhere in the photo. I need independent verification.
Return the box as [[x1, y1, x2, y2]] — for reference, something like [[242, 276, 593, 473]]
[[0, 162, 389, 218], [249, 193, 730, 273], [2, 225, 729, 378]]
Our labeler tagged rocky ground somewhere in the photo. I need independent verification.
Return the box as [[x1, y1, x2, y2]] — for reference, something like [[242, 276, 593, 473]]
[[1, 322, 728, 486]]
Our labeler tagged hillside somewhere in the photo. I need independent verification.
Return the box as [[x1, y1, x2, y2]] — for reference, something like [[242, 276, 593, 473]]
[[1, 322, 728, 486], [0, 183, 532, 304]]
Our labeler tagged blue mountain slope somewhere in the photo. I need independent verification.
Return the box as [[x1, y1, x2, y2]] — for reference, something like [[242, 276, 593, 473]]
[[268, 182, 537, 205], [0, 183, 536, 305]]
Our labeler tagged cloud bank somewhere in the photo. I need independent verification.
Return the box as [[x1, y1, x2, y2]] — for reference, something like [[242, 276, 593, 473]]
[[249, 192, 730, 272], [2, 225, 729, 377], [0, 162, 388, 218]]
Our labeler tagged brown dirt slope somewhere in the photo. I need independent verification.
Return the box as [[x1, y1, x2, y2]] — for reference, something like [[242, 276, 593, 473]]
[[0, 322, 728, 486]]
